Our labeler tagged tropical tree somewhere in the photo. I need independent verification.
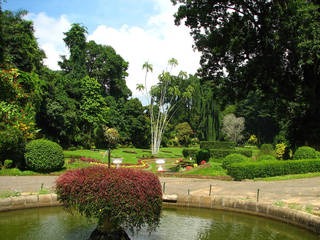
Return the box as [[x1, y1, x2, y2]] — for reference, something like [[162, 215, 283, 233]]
[[137, 59, 194, 154]]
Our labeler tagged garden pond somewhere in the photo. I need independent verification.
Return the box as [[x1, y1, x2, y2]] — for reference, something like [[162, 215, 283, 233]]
[[0, 206, 318, 240]]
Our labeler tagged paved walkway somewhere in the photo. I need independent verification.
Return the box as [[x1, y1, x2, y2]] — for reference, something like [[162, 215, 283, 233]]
[[0, 176, 319, 208]]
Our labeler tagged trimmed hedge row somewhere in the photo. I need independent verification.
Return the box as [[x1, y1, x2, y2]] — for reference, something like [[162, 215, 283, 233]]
[[210, 149, 252, 159], [200, 141, 235, 150], [227, 159, 320, 181]]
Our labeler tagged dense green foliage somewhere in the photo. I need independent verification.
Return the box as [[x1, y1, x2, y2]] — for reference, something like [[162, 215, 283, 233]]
[[200, 141, 235, 150], [0, 124, 26, 168], [228, 159, 320, 181], [24, 139, 64, 172], [257, 155, 276, 161], [56, 166, 162, 233], [210, 149, 252, 159], [260, 144, 274, 155], [182, 148, 198, 159], [293, 146, 318, 160], [172, 0, 320, 148], [3, 159, 13, 168], [222, 154, 248, 170], [195, 149, 210, 164]]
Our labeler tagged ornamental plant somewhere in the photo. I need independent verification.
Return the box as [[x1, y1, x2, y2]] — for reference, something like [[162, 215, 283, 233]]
[[56, 166, 162, 236], [24, 139, 64, 172], [293, 146, 318, 160]]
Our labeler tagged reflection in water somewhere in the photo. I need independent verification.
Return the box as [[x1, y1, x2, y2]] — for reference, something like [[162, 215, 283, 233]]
[[0, 207, 318, 240]]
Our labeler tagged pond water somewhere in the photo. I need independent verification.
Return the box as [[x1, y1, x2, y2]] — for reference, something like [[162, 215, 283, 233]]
[[0, 206, 319, 240]]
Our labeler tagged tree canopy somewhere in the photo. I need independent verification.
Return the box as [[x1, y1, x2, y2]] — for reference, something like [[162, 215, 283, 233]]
[[172, 0, 320, 147]]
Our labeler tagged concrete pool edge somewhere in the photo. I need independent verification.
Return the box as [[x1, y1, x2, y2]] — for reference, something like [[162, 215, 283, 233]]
[[0, 193, 319, 234], [162, 194, 320, 234]]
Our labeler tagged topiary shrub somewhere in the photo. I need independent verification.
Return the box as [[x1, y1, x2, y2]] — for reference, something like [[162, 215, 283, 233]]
[[182, 148, 198, 159], [257, 154, 276, 161], [195, 149, 210, 164], [4, 159, 14, 168], [222, 153, 248, 169], [259, 144, 274, 155], [293, 146, 318, 160], [24, 139, 64, 172], [56, 166, 162, 237]]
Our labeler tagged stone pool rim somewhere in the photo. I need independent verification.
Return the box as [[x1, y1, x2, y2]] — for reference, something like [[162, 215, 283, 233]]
[[0, 193, 319, 235]]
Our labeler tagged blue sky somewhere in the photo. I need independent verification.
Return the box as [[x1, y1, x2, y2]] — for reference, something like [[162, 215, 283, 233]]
[[3, 0, 200, 99], [4, 0, 157, 31]]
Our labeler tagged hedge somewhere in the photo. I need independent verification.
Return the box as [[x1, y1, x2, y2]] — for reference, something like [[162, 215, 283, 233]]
[[195, 149, 210, 164], [200, 141, 235, 150], [227, 159, 320, 181], [210, 149, 252, 159], [222, 154, 248, 169], [293, 146, 318, 160], [182, 148, 198, 159]]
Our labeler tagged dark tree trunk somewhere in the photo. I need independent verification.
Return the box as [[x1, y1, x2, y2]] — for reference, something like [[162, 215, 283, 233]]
[[88, 228, 130, 240]]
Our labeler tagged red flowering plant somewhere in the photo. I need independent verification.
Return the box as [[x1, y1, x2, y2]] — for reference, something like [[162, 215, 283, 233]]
[[56, 166, 162, 235]]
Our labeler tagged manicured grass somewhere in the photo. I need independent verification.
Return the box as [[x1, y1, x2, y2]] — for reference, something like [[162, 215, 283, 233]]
[[254, 172, 320, 181], [64, 147, 183, 164], [181, 161, 228, 176]]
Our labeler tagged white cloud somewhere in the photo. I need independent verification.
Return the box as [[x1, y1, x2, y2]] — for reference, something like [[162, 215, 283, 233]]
[[88, 0, 200, 99], [29, 1, 200, 100], [27, 13, 71, 70]]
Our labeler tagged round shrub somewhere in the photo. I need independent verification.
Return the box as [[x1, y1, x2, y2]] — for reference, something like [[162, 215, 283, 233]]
[[222, 153, 248, 169], [56, 166, 162, 234], [293, 146, 318, 160], [257, 154, 276, 161], [25, 139, 64, 172], [195, 149, 210, 164], [260, 144, 274, 155]]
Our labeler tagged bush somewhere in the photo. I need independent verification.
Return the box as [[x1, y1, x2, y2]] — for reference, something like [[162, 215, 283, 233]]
[[56, 166, 162, 233], [275, 143, 290, 160], [293, 146, 318, 160], [182, 148, 198, 159], [260, 144, 274, 155], [4, 159, 14, 168], [209, 149, 252, 160], [200, 141, 235, 149], [227, 159, 320, 181], [24, 139, 64, 172], [195, 149, 210, 164], [257, 154, 276, 161], [222, 154, 248, 169], [0, 125, 26, 169]]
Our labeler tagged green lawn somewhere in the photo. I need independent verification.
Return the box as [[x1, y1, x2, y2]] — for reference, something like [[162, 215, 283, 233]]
[[64, 147, 183, 164], [254, 172, 320, 181]]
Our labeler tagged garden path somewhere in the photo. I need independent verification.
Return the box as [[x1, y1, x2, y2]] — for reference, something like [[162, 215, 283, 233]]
[[0, 176, 319, 208]]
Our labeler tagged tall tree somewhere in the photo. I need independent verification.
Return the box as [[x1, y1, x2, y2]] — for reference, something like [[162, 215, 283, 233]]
[[59, 23, 87, 79], [85, 41, 131, 99], [172, 0, 320, 147], [2, 10, 45, 72]]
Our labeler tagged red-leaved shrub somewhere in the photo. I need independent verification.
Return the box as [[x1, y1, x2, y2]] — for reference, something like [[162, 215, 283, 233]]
[[56, 166, 162, 233]]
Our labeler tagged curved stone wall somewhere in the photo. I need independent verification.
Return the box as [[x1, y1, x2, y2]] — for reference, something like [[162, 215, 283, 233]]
[[1, 193, 319, 234]]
